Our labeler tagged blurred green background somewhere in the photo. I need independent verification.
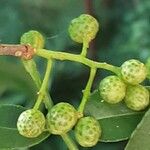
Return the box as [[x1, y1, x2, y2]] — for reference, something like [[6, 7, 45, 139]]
[[0, 0, 149, 149]]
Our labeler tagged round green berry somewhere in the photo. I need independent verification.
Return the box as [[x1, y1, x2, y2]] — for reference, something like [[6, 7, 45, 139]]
[[99, 75, 126, 104], [68, 14, 99, 43], [47, 102, 78, 135], [20, 30, 45, 49], [75, 116, 101, 147], [124, 85, 149, 111], [121, 59, 147, 85], [17, 109, 45, 138]]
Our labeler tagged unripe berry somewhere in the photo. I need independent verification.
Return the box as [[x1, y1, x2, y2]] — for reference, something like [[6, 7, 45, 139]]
[[75, 117, 101, 147], [47, 102, 78, 135], [99, 75, 126, 104], [121, 59, 147, 85], [68, 14, 99, 43], [124, 85, 149, 111], [20, 30, 45, 49], [17, 109, 46, 138]]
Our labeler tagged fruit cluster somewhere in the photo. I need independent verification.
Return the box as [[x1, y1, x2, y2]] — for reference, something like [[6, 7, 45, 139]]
[[15, 14, 150, 149], [99, 59, 149, 111], [17, 102, 101, 148], [17, 14, 102, 149]]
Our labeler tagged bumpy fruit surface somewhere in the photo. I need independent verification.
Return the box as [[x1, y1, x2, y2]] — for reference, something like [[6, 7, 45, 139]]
[[121, 59, 147, 85], [47, 102, 78, 135], [68, 14, 99, 43], [75, 116, 101, 147], [20, 30, 45, 49], [17, 109, 45, 138], [124, 85, 149, 111], [99, 75, 126, 104]]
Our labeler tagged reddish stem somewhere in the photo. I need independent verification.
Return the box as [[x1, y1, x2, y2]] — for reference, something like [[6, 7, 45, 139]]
[[85, 0, 93, 15], [84, 0, 97, 59], [0, 44, 35, 60]]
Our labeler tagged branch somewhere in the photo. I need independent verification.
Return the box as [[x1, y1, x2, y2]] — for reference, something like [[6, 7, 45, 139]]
[[36, 48, 120, 75], [0, 44, 35, 60]]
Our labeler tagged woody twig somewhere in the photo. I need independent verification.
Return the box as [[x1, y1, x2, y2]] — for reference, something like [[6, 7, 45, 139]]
[[0, 44, 35, 60]]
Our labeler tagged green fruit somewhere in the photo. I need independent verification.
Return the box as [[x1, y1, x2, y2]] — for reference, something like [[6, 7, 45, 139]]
[[68, 14, 99, 43], [47, 102, 78, 135], [20, 30, 45, 49], [124, 85, 149, 111], [17, 109, 45, 138], [75, 116, 101, 147], [121, 59, 147, 85], [99, 75, 126, 104]]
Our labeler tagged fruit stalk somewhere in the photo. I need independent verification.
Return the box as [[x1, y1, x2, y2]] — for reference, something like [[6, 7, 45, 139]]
[[22, 59, 53, 110], [20, 30, 53, 110], [34, 59, 53, 110], [61, 133, 79, 150], [78, 67, 97, 113], [36, 48, 120, 75], [80, 40, 89, 57]]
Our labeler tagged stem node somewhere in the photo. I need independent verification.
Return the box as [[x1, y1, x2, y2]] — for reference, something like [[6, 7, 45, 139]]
[[0, 44, 35, 60], [34, 59, 53, 110]]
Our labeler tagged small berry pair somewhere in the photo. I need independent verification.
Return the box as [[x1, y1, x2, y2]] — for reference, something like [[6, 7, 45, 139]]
[[99, 74, 149, 111], [46, 103, 101, 148], [17, 102, 78, 138]]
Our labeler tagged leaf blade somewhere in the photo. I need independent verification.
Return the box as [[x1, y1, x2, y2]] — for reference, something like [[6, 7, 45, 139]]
[[0, 127, 49, 150], [85, 90, 145, 142], [125, 108, 150, 150]]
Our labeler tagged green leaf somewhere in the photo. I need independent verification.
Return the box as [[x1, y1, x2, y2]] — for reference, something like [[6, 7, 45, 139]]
[[145, 86, 150, 91], [22, 59, 41, 89], [146, 57, 150, 79], [0, 61, 36, 94], [80, 141, 128, 150], [85, 90, 145, 142], [0, 93, 26, 105], [125, 108, 150, 150], [0, 104, 50, 149]]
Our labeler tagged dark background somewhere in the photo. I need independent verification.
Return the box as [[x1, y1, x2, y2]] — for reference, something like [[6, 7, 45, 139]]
[[0, 0, 149, 149]]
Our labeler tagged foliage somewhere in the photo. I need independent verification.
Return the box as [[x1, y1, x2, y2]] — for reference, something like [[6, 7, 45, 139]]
[[0, 0, 149, 150]]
